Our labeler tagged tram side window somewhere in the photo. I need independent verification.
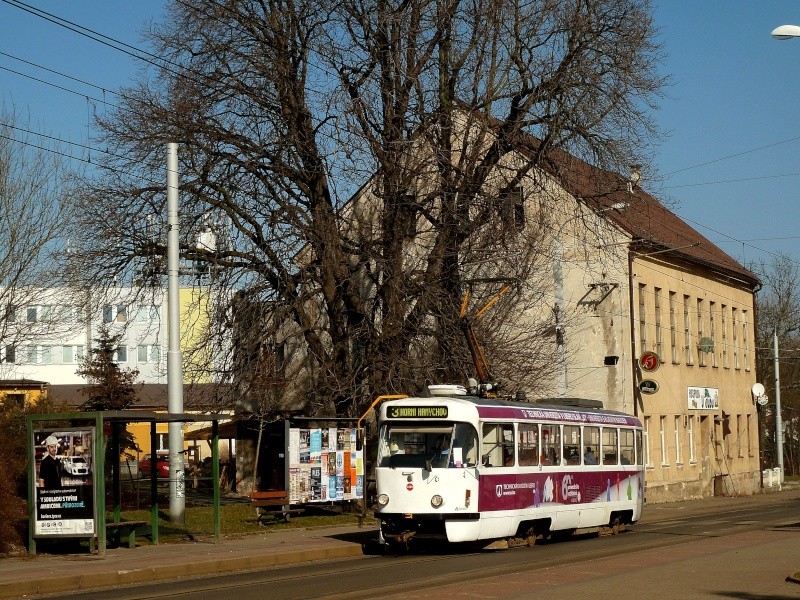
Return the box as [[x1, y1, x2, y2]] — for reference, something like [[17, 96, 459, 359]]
[[540, 424, 561, 465], [620, 429, 635, 465], [563, 425, 581, 465], [635, 429, 644, 466], [603, 428, 619, 465], [583, 426, 600, 466], [518, 423, 539, 466], [453, 423, 480, 467], [482, 423, 514, 467]]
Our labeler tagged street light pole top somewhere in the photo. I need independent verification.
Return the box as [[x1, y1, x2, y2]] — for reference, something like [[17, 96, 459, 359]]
[[772, 24, 800, 40]]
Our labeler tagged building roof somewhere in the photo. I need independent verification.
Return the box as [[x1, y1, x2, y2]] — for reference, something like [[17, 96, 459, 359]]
[[512, 137, 759, 288], [48, 383, 232, 410], [0, 379, 50, 390]]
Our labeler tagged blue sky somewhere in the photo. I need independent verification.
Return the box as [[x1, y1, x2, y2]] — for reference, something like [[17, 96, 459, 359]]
[[1, 1, 798, 269]]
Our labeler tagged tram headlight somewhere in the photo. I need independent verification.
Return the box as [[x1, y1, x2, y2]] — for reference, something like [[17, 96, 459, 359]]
[[431, 494, 444, 508], [377, 494, 390, 506]]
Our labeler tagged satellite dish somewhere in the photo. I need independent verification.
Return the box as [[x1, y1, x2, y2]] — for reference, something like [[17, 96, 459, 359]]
[[752, 383, 765, 397], [697, 337, 714, 353]]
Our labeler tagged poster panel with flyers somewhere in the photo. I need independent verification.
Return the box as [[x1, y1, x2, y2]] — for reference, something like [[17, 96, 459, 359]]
[[31, 427, 96, 537], [287, 427, 364, 504]]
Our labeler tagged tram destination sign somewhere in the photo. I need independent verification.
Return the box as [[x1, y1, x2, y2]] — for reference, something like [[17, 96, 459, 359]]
[[387, 406, 449, 418]]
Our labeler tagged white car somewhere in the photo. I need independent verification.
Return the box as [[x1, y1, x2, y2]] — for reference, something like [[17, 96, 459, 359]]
[[62, 456, 90, 476]]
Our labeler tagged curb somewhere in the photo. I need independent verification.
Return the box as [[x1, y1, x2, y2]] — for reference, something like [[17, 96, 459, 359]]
[[0, 545, 365, 600]]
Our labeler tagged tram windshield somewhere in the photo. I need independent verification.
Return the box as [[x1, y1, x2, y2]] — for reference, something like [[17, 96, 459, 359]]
[[378, 422, 479, 469]]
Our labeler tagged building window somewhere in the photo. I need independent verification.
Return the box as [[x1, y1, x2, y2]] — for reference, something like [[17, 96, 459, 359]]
[[3, 345, 16, 364], [40, 346, 53, 364], [39, 305, 52, 322], [137, 344, 161, 363], [104, 304, 129, 323], [643, 417, 652, 467], [747, 414, 754, 457], [136, 305, 161, 322], [500, 186, 525, 232], [732, 307, 739, 369], [25, 345, 37, 363], [669, 291, 678, 363], [654, 287, 663, 359], [26, 307, 37, 323], [4, 393, 25, 408], [5, 305, 15, 323], [116, 346, 128, 363], [659, 416, 668, 466], [688, 415, 695, 463], [638, 284, 647, 354], [742, 310, 750, 371], [709, 301, 717, 367], [62, 345, 85, 364], [697, 299, 706, 367], [684, 295, 693, 365], [737, 415, 743, 457], [674, 415, 682, 465], [721, 304, 728, 368]]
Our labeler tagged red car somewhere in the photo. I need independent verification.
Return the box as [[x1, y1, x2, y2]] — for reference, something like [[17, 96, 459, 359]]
[[138, 453, 171, 478]]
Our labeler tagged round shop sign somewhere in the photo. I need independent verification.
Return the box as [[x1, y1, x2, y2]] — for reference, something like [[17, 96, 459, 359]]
[[639, 379, 659, 394], [406, 483, 414, 491], [638, 351, 661, 372]]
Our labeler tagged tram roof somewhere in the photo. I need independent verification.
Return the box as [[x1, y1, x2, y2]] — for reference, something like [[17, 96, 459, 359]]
[[380, 393, 641, 427]]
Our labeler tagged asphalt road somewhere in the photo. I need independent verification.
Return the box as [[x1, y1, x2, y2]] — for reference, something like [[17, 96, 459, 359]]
[[52, 494, 800, 600]]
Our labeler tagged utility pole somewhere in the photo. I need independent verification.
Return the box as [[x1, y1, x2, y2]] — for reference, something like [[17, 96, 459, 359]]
[[167, 143, 185, 522], [773, 330, 784, 484]]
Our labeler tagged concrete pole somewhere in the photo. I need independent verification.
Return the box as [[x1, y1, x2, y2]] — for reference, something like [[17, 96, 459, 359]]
[[167, 143, 185, 522], [773, 330, 784, 483]]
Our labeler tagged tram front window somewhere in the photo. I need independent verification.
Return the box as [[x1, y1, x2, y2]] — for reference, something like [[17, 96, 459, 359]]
[[378, 423, 479, 469]]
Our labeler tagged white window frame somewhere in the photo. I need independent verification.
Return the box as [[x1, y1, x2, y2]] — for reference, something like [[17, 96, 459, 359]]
[[660, 416, 668, 466], [644, 416, 652, 468], [688, 415, 696, 463], [674, 415, 682, 465]]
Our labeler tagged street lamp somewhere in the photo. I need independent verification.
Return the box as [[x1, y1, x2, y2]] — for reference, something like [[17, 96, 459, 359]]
[[772, 24, 800, 40]]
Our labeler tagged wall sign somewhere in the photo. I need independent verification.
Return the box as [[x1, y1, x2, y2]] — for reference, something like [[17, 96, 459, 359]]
[[688, 386, 719, 410], [639, 379, 659, 394], [638, 351, 661, 372]]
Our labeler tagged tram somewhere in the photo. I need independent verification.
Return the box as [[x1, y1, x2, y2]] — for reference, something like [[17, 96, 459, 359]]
[[374, 384, 644, 548]]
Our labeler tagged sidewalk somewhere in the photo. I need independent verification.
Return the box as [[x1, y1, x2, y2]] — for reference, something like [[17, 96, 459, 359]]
[[1, 486, 798, 599]]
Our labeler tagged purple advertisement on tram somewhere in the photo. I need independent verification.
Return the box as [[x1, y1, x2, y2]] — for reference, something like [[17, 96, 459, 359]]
[[478, 470, 641, 512]]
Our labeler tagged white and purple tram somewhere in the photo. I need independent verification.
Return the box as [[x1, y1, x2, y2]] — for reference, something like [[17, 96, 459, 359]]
[[375, 385, 644, 548]]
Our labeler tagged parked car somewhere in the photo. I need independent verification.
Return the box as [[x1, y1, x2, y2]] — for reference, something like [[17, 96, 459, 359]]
[[62, 456, 90, 476], [138, 453, 171, 478]]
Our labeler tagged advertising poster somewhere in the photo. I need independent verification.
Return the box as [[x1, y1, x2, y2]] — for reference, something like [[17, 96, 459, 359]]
[[32, 428, 96, 537], [288, 426, 363, 504], [688, 386, 719, 410]]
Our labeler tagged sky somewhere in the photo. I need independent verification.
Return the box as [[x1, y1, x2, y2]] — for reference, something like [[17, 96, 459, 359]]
[[0, 1, 799, 271]]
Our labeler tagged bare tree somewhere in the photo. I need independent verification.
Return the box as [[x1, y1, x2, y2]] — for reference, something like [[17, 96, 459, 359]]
[[67, 0, 665, 417], [0, 108, 76, 376], [753, 254, 800, 473]]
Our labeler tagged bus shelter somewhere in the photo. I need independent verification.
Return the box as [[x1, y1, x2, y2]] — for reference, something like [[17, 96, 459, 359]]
[[27, 411, 226, 554]]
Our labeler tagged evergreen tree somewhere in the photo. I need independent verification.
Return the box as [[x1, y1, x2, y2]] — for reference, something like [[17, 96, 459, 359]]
[[76, 326, 142, 411]]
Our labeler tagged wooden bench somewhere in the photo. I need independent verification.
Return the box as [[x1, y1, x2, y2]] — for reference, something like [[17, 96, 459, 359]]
[[250, 491, 303, 523], [105, 520, 149, 548]]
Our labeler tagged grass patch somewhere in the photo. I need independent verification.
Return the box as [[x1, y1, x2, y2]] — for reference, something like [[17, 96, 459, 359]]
[[110, 503, 370, 543]]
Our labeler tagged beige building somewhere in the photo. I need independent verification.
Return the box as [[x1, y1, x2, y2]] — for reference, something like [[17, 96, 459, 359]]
[[548, 159, 761, 502], [255, 112, 763, 503]]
